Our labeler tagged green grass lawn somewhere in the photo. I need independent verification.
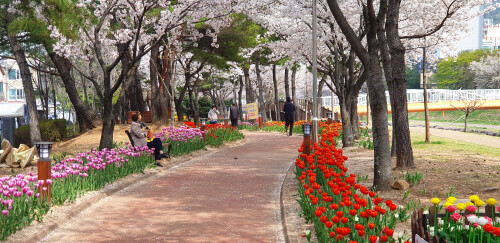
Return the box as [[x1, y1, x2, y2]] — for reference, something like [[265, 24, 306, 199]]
[[411, 133, 500, 157], [398, 110, 500, 126]]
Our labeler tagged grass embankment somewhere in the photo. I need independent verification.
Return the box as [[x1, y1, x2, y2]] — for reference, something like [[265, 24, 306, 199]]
[[394, 110, 500, 126]]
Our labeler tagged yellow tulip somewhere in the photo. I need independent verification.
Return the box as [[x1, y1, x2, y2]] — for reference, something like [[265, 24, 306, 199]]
[[457, 203, 466, 211], [431, 198, 441, 205], [446, 196, 457, 204], [469, 195, 480, 202], [475, 200, 485, 207], [465, 202, 474, 207], [444, 202, 453, 208], [486, 198, 497, 206]]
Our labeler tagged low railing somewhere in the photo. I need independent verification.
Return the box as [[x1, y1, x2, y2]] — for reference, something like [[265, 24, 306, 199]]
[[313, 89, 500, 108]]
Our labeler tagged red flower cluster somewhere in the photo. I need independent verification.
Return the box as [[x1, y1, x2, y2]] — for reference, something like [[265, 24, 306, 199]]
[[295, 124, 408, 242]]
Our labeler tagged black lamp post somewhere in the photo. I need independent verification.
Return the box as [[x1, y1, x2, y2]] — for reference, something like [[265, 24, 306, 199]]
[[35, 142, 53, 201], [302, 124, 312, 155]]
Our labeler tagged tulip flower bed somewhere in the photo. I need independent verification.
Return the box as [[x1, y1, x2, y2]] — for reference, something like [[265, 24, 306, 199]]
[[157, 125, 245, 154], [204, 124, 245, 147], [0, 146, 155, 240], [0, 124, 245, 240], [262, 121, 305, 134], [422, 195, 500, 242], [357, 127, 374, 150], [295, 124, 412, 242], [159, 126, 206, 157], [238, 122, 259, 131]]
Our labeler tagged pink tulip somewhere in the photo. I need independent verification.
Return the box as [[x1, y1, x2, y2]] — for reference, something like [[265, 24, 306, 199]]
[[446, 205, 457, 213], [466, 205, 477, 213], [1, 210, 8, 215]]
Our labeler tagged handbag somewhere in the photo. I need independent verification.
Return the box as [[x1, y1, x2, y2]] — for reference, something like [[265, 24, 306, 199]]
[[146, 129, 154, 142]]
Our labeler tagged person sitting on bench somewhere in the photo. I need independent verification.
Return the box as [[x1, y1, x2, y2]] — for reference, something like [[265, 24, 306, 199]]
[[130, 112, 168, 167]]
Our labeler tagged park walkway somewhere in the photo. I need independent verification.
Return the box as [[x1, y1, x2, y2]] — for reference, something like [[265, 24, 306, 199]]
[[410, 126, 500, 148], [41, 132, 302, 243]]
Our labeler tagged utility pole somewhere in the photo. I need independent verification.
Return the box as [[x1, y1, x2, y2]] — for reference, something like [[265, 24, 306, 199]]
[[311, 0, 319, 143], [422, 45, 430, 143]]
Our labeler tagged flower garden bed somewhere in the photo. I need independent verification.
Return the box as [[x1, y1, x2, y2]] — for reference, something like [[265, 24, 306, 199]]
[[412, 195, 500, 242], [0, 124, 244, 241], [294, 124, 413, 242]]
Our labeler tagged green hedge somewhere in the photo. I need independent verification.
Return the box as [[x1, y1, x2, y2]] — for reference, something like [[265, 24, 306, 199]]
[[14, 119, 68, 147]]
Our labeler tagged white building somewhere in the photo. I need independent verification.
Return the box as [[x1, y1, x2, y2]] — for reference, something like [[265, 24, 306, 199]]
[[0, 59, 38, 103], [482, 19, 500, 49]]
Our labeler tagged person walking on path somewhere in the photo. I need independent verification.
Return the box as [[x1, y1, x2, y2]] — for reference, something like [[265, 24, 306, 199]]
[[208, 106, 218, 124], [283, 97, 295, 136], [230, 103, 239, 128]]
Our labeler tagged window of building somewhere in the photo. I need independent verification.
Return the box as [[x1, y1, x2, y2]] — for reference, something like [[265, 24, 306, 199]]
[[16, 89, 24, 100], [9, 89, 16, 100], [0, 82, 3, 92], [8, 69, 20, 80]]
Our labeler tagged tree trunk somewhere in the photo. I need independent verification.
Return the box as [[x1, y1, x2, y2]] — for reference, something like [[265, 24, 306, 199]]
[[375, 3, 397, 158], [238, 75, 244, 121], [255, 54, 266, 122], [464, 112, 469, 132], [161, 49, 173, 124], [272, 64, 280, 121], [51, 76, 56, 119], [318, 75, 325, 117], [292, 67, 298, 121], [150, 44, 162, 123], [386, 0, 414, 168], [81, 72, 89, 107], [175, 73, 191, 121], [47, 52, 100, 131], [326, 0, 392, 190], [8, 34, 41, 145], [339, 98, 354, 147], [243, 66, 253, 104], [99, 93, 115, 150], [367, 33, 392, 191], [284, 67, 290, 99], [350, 93, 360, 140]]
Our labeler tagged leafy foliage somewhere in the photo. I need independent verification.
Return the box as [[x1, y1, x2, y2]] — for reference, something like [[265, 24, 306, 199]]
[[434, 49, 499, 89]]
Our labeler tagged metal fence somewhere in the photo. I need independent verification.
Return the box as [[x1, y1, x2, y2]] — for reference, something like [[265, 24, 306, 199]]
[[316, 89, 500, 108]]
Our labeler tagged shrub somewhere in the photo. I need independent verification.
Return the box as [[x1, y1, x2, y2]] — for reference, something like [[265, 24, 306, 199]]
[[14, 119, 68, 147]]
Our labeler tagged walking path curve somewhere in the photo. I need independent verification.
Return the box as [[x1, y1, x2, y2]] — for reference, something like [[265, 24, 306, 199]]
[[409, 126, 500, 148], [40, 132, 302, 243]]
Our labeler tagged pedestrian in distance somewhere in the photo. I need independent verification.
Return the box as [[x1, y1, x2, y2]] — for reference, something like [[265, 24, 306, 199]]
[[230, 103, 239, 128], [283, 97, 295, 136], [208, 105, 218, 124]]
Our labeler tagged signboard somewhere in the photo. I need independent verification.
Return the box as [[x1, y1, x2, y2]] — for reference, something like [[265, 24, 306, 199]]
[[246, 103, 259, 120]]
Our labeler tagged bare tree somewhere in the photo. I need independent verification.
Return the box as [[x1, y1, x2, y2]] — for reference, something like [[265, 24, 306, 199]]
[[450, 99, 486, 132]]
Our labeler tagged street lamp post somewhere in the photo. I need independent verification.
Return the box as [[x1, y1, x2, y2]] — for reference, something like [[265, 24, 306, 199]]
[[35, 142, 53, 202], [311, 0, 319, 144], [302, 124, 312, 155]]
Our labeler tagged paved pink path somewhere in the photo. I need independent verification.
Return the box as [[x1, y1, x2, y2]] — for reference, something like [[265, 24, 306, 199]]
[[41, 132, 302, 243]]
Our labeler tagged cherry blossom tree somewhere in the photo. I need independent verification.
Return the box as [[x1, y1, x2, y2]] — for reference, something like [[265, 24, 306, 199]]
[[471, 53, 500, 89], [40, 0, 234, 149]]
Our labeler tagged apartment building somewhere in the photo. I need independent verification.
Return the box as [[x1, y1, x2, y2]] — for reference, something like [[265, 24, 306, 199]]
[[0, 59, 38, 103]]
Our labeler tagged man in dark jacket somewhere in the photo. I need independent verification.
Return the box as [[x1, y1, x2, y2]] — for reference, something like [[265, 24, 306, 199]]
[[283, 97, 295, 136], [229, 103, 239, 128]]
